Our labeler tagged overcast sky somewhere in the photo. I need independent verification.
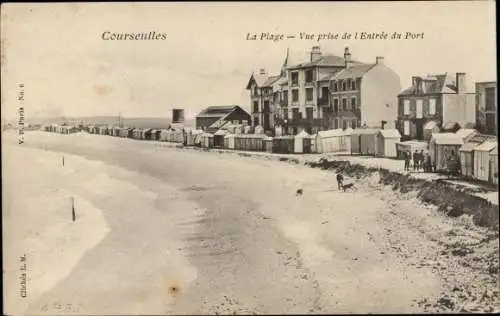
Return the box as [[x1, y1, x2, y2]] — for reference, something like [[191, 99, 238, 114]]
[[1, 1, 496, 120]]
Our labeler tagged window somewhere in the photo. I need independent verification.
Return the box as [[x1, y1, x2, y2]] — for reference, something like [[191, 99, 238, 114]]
[[342, 80, 347, 91], [351, 119, 357, 129], [292, 89, 299, 102], [404, 120, 410, 135], [291, 72, 299, 85], [333, 98, 339, 112], [342, 119, 347, 130], [416, 99, 423, 118], [429, 98, 436, 115], [332, 81, 338, 92], [253, 86, 258, 95], [305, 70, 313, 83], [253, 101, 259, 113], [254, 117, 259, 126], [404, 100, 410, 115], [351, 80, 356, 90], [283, 90, 288, 104], [486, 87, 496, 111], [263, 100, 270, 113], [351, 97, 357, 108], [283, 109, 289, 120], [342, 98, 347, 110], [321, 87, 329, 99], [306, 88, 313, 101], [306, 107, 313, 119], [292, 108, 299, 119]]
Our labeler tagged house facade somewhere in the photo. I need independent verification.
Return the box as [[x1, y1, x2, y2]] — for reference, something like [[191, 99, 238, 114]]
[[327, 54, 401, 131], [475, 81, 497, 136], [247, 46, 401, 136], [195, 105, 251, 132], [396, 72, 476, 141]]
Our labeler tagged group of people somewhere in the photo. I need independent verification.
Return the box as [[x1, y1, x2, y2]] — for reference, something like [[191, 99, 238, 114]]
[[404, 150, 433, 172]]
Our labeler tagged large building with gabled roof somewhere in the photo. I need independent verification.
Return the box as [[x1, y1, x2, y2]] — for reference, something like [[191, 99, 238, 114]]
[[195, 105, 251, 132], [247, 46, 401, 135], [396, 72, 476, 141]]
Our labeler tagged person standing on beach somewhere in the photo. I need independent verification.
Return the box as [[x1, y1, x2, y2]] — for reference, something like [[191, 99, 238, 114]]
[[404, 150, 411, 171], [413, 150, 419, 171]]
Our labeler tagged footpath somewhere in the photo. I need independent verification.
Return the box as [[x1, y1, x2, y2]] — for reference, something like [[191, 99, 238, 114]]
[[155, 141, 499, 208]]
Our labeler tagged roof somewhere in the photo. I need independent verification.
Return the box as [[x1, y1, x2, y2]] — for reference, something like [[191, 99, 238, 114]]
[[351, 128, 379, 135], [214, 129, 228, 136], [455, 129, 477, 140], [262, 75, 281, 87], [327, 64, 376, 80], [196, 105, 241, 118], [469, 134, 497, 143], [459, 142, 481, 152], [288, 54, 365, 69], [491, 147, 498, 155], [378, 129, 401, 138], [317, 129, 345, 138], [295, 130, 311, 138], [398, 72, 474, 96], [474, 141, 497, 152], [424, 121, 438, 130], [443, 121, 461, 130], [431, 133, 464, 145]]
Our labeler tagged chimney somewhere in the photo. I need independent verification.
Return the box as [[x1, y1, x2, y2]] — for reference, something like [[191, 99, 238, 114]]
[[456, 72, 466, 94], [375, 56, 384, 65], [259, 68, 266, 75], [310, 46, 322, 62], [344, 46, 352, 68]]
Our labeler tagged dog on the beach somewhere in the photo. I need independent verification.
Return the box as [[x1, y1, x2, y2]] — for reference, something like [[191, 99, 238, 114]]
[[341, 183, 355, 192], [296, 189, 303, 196]]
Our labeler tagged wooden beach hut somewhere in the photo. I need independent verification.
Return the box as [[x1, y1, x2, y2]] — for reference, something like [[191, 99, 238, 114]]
[[214, 129, 227, 148], [490, 147, 498, 185], [375, 129, 401, 158], [294, 130, 312, 154], [429, 133, 464, 171], [473, 141, 497, 182], [315, 129, 350, 154], [273, 136, 295, 154]]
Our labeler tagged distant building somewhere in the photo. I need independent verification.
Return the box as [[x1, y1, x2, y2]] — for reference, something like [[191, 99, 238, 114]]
[[475, 81, 497, 136], [195, 105, 251, 132], [397, 72, 476, 141], [247, 46, 401, 136]]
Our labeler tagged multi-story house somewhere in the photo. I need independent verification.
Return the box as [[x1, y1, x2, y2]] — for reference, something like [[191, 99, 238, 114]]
[[326, 51, 401, 130], [247, 46, 401, 135], [396, 72, 476, 140], [476, 81, 497, 136]]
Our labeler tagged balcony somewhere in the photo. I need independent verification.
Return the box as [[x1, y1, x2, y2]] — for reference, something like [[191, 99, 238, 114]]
[[276, 117, 330, 129]]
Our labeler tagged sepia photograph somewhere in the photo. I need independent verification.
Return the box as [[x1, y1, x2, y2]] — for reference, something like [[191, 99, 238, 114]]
[[1, 1, 498, 315]]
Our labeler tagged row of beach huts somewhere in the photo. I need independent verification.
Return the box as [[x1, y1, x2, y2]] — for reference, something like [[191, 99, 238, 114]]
[[41, 123, 498, 185]]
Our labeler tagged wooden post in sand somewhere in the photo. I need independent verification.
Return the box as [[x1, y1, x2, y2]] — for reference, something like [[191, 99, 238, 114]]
[[71, 197, 76, 222]]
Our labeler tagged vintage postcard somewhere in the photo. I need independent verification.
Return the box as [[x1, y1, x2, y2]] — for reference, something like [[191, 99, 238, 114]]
[[1, 1, 498, 315]]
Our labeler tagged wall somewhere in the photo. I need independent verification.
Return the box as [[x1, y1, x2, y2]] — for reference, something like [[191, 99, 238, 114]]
[[443, 93, 476, 127], [476, 82, 497, 135], [397, 94, 443, 139], [361, 63, 401, 129]]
